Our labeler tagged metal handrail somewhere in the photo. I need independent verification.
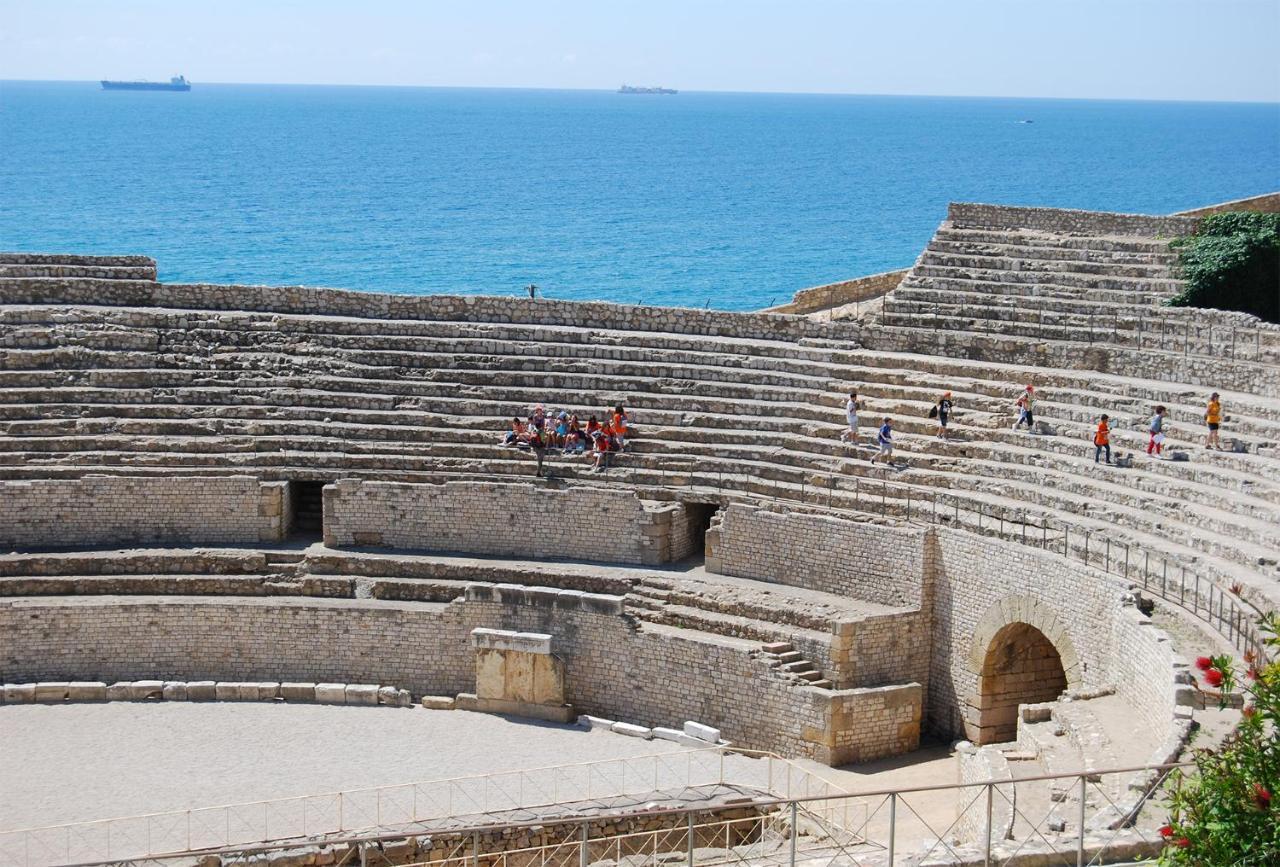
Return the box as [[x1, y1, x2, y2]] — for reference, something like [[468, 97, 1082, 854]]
[[45, 760, 1196, 867]]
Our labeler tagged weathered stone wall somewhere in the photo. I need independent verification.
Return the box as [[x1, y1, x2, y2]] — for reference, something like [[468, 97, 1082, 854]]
[[926, 528, 1180, 747], [0, 252, 156, 267], [1174, 191, 1280, 217], [705, 504, 926, 607], [2, 279, 838, 344], [324, 480, 687, 566], [0, 586, 919, 764], [0, 476, 286, 549], [766, 269, 908, 314], [947, 203, 1200, 238]]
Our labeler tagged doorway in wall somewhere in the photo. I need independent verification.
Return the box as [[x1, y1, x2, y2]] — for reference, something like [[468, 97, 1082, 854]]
[[289, 481, 326, 540], [682, 502, 719, 559]]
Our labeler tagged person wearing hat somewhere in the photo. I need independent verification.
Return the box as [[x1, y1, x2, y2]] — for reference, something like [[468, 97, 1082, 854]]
[[934, 391, 954, 441]]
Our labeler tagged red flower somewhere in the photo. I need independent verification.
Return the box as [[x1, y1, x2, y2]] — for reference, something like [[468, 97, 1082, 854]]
[[1176, 837, 1191, 848], [1195, 656, 1213, 671], [1247, 666, 1260, 681], [1158, 825, 1173, 838], [1204, 668, 1223, 687], [1254, 784, 1272, 808], [1243, 705, 1256, 720]]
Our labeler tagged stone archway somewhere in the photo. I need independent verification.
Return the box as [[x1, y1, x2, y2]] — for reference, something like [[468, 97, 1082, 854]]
[[965, 595, 1082, 745]]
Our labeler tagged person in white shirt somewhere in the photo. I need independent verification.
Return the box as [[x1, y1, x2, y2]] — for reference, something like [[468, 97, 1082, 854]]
[[839, 391, 862, 444]]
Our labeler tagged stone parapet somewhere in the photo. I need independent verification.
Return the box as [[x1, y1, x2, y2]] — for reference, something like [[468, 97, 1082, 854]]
[[324, 479, 690, 566], [0, 476, 287, 550], [947, 202, 1200, 238]]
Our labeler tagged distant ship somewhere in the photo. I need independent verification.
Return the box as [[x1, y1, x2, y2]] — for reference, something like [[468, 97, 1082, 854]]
[[618, 85, 677, 95], [101, 75, 192, 92]]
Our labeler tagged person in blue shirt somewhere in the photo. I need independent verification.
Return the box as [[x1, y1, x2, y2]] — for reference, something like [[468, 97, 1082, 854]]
[[873, 416, 894, 465]]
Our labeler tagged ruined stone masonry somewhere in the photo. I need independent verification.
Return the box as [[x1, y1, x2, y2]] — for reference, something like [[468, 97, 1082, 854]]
[[1, 195, 1277, 772]]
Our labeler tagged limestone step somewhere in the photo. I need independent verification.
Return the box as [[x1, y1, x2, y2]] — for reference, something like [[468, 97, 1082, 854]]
[[931, 226, 1177, 255]]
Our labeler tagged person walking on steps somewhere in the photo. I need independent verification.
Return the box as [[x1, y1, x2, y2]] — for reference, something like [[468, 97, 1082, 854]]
[[1205, 392, 1224, 450], [1094, 414, 1112, 464], [1012, 385, 1036, 433], [931, 391, 953, 441], [872, 416, 894, 465], [1147, 405, 1167, 458], [840, 391, 862, 444]]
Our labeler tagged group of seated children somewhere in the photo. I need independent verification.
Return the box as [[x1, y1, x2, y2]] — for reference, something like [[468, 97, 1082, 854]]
[[502, 404, 631, 474]]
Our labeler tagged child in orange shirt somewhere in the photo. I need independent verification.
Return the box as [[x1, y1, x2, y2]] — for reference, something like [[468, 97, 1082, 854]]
[[1094, 414, 1111, 465]]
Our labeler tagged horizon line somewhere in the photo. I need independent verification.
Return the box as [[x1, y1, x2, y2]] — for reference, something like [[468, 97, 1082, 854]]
[[3, 77, 1278, 106]]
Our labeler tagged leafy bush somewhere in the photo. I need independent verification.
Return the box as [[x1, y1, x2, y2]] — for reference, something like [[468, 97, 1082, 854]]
[[1168, 212, 1280, 324], [1160, 613, 1279, 865]]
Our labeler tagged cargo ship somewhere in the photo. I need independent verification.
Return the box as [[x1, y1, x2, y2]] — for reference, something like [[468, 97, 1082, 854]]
[[101, 75, 191, 92], [618, 85, 677, 95]]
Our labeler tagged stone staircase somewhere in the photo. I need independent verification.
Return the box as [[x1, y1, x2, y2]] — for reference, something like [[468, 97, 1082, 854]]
[[756, 640, 833, 689], [873, 215, 1280, 364]]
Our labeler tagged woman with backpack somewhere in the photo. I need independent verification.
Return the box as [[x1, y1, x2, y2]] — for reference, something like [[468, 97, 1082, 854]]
[[931, 391, 953, 441]]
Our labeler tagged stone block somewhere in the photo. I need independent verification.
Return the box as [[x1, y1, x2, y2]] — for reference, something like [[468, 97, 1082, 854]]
[[34, 682, 70, 703], [346, 685, 379, 705], [396, 689, 412, 707], [316, 683, 347, 704], [421, 695, 456, 710], [3, 684, 33, 704], [68, 682, 108, 701], [188, 681, 217, 701], [281, 682, 317, 702], [683, 721, 722, 743], [257, 682, 280, 700], [162, 682, 188, 701], [377, 686, 400, 705], [578, 715, 615, 729], [651, 727, 686, 742], [611, 722, 653, 739], [107, 682, 132, 701], [238, 683, 260, 701], [130, 680, 165, 700], [215, 682, 241, 701]]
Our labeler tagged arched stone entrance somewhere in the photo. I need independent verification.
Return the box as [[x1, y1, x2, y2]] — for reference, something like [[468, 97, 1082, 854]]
[[965, 595, 1081, 745]]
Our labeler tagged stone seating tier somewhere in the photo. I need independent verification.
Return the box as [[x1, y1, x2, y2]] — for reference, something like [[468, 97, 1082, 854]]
[[2, 304, 1279, 614]]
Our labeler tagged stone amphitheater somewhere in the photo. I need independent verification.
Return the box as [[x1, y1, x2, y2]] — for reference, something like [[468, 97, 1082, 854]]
[[1, 194, 1278, 864]]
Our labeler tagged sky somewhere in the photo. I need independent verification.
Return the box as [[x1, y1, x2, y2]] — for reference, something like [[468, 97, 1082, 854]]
[[1, 0, 1278, 102]]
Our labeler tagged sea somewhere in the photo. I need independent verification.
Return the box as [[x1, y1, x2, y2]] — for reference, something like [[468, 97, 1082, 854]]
[[1, 81, 1277, 311]]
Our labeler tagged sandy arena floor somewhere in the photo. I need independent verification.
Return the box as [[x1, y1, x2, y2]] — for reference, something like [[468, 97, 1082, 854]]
[[0, 703, 761, 830]]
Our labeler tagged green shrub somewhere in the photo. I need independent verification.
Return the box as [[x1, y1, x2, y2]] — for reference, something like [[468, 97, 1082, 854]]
[[1159, 613, 1279, 865], [1168, 212, 1280, 324]]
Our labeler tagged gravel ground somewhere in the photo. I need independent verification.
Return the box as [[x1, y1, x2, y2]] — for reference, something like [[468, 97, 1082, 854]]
[[0, 703, 766, 831]]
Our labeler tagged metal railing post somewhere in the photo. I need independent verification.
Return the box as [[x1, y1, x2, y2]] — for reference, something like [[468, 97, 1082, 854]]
[[687, 812, 695, 867], [984, 783, 993, 866], [787, 801, 800, 867], [1077, 775, 1087, 867], [887, 793, 896, 865]]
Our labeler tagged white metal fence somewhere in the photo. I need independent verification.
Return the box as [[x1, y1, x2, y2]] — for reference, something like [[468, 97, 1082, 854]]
[[0, 748, 852, 867]]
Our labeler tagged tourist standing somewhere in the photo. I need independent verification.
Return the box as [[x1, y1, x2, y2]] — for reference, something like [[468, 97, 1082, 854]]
[[1205, 392, 1223, 450], [872, 417, 894, 465], [1094, 414, 1112, 464], [528, 421, 547, 477], [1012, 385, 1036, 433], [839, 392, 862, 444], [1147, 405, 1167, 457], [933, 391, 954, 441]]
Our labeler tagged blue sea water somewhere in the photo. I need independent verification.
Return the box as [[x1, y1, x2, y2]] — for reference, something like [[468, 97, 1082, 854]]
[[1, 81, 1277, 311]]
